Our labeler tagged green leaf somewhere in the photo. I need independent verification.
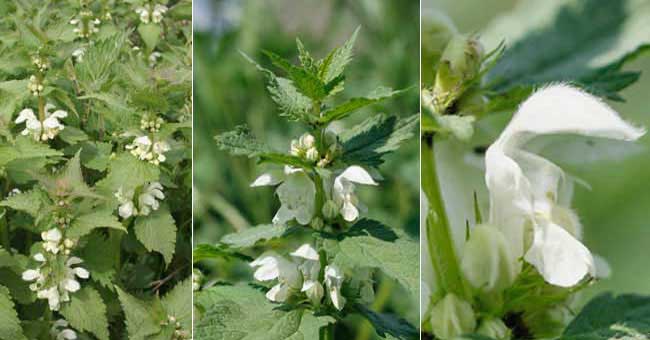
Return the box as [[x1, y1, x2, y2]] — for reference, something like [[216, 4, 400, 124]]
[[484, 0, 650, 103], [340, 114, 418, 166], [116, 286, 162, 340], [335, 227, 419, 300], [96, 153, 160, 194], [0, 188, 50, 218], [0, 286, 26, 340], [355, 304, 418, 340], [67, 209, 126, 238], [75, 33, 127, 92], [0, 136, 62, 167], [318, 87, 410, 123], [34, 151, 99, 200], [134, 208, 177, 265], [319, 27, 359, 83], [192, 244, 253, 263], [214, 125, 270, 157], [264, 51, 328, 100], [559, 293, 650, 340], [59, 287, 110, 340], [161, 279, 192, 332], [221, 224, 290, 248], [138, 24, 162, 50], [195, 285, 334, 339], [80, 233, 119, 289]]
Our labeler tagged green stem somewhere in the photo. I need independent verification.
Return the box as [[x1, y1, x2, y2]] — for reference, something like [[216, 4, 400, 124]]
[[322, 323, 335, 340], [421, 136, 468, 299], [0, 209, 9, 251]]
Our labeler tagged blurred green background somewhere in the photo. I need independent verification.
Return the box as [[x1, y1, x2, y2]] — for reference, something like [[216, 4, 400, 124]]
[[193, 0, 419, 337], [430, 0, 650, 303]]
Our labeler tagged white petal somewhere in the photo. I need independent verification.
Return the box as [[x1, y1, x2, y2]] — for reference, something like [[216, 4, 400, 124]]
[[272, 205, 293, 226], [22, 269, 41, 281], [118, 202, 134, 219], [593, 254, 612, 279], [328, 287, 346, 310], [290, 244, 319, 261], [250, 256, 280, 281], [59, 329, 77, 340], [337, 166, 377, 185], [251, 171, 284, 187], [34, 253, 46, 262], [15, 109, 36, 123], [265, 283, 289, 302], [50, 110, 68, 119], [63, 279, 81, 292], [340, 201, 359, 222], [74, 267, 90, 279], [66, 257, 83, 266], [524, 221, 594, 287], [43, 228, 63, 242]]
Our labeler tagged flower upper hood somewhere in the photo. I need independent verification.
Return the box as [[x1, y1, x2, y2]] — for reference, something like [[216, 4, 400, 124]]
[[485, 84, 645, 287]]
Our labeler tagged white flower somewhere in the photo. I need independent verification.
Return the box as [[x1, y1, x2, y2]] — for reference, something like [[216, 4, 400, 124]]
[[138, 182, 165, 215], [135, 7, 150, 23], [290, 133, 320, 162], [332, 166, 378, 222], [51, 319, 77, 340], [136, 4, 167, 24], [250, 253, 302, 303], [15, 105, 67, 142], [115, 187, 137, 218], [38, 286, 61, 311], [72, 48, 85, 62], [485, 84, 645, 287], [149, 51, 162, 67], [41, 228, 63, 254], [126, 136, 170, 165], [291, 244, 323, 305], [152, 4, 168, 23], [324, 264, 346, 310], [28, 75, 44, 96], [251, 166, 316, 226]]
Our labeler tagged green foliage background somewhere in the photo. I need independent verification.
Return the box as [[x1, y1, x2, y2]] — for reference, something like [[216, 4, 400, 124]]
[[193, 0, 419, 338], [430, 0, 650, 304]]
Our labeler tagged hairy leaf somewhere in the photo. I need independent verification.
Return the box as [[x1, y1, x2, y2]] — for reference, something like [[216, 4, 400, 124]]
[[0, 286, 26, 340], [318, 87, 410, 123], [193, 244, 253, 263], [134, 208, 177, 265], [161, 279, 192, 332], [265, 51, 328, 100], [221, 224, 291, 248], [355, 304, 418, 340], [68, 209, 126, 238], [116, 287, 163, 340], [60, 287, 110, 340], [319, 27, 359, 83], [214, 125, 270, 157], [0, 188, 50, 218]]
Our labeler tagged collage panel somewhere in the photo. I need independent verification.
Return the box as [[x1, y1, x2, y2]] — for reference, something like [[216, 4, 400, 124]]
[[192, 0, 420, 339], [422, 0, 650, 339], [0, 0, 192, 339]]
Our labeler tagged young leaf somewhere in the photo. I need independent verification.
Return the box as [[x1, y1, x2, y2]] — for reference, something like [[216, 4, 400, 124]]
[[340, 114, 418, 166], [134, 208, 177, 265], [59, 287, 110, 340], [192, 244, 253, 263], [116, 287, 163, 339], [355, 304, 418, 340], [264, 51, 328, 100], [0, 286, 26, 340], [214, 125, 270, 157], [0, 188, 50, 218], [194, 285, 334, 339], [318, 87, 410, 124], [319, 27, 359, 83], [67, 209, 126, 238], [484, 0, 650, 103], [220, 224, 291, 249]]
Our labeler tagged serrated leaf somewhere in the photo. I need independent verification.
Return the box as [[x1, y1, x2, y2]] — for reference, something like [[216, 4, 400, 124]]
[[116, 286, 162, 340], [0, 188, 50, 217], [75, 33, 127, 92], [59, 287, 110, 340], [319, 27, 359, 83], [355, 304, 418, 340], [265, 51, 328, 100], [335, 227, 418, 300], [134, 208, 177, 265], [193, 244, 253, 263], [559, 293, 650, 340], [0, 136, 62, 167], [96, 153, 160, 194], [195, 285, 334, 339], [67, 209, 126, 238], [214, 125, 270, 157], [484, 0, 650, 103], [161, 279, 192, 332], [138, 24, 162, 50], [340, 114, 418, 166], [318, 87, 409, 123], [80, 233, 119, 289], [221, 224, 290, 248], [0, 285, 26, 340]]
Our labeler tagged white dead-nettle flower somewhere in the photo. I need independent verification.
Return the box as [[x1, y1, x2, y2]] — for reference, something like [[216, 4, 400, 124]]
[[149, 51, 162, 67], [72, 48, 85, 62], [31, 55, 50, 72], [290, 133, 319, 162], [28, 75, 44, 96], [324, 264, 346, 310], [251, 166, 316, 226], [51, 319, 77, 340], [70, 10, 100, 38], [250, 252, 302, 303], [23, 255, 89, 311], [15, 104, 68, 142], [192, 268, 203, 291], [115, 182, 165, 219], [126, 135, 170, 165], [41, 228, 63, 254], [290, 244, 324, 305], [485, 84, 645, 287], [7, 188, 21, 197], [140, 115, 165, 132], [135, 4, 168, 24], [332, 166, 378, 222]]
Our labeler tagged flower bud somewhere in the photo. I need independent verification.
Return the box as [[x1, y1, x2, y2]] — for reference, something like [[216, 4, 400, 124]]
[[430, 293, 476, 340], [305, 147, 319, 162], [322, 200, 339, 220], [299, 133, 315, 148], [311, 217, 324, 230], [461, 224, 518, 293], [476, 317, 511, 340]]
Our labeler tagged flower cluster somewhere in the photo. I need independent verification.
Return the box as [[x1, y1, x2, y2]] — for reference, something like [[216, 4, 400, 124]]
[[125, 135, 170, 165], [50, 319, 77, 340], [290, 133, 319, 163], [28, 75, 44, 96], [72, 48, 85, 63], [250, 244, 346, 310], [140, 114, 165, 132], [22, 229, 88, 311], [15, 104, 67, 141], [161, 315, 190, 340], [70, 10, 101, 39], [135, 4, 168, 24], [31, 55, 50, 72], [115, 182, 165, 219], [149, 51, 162, 68]]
